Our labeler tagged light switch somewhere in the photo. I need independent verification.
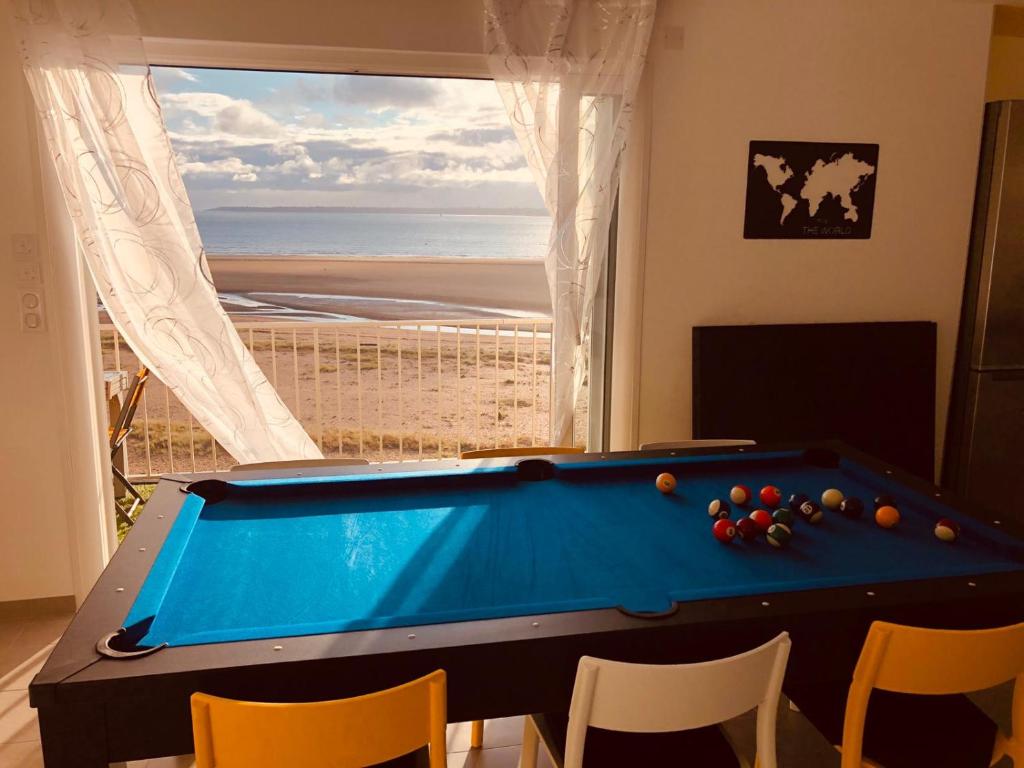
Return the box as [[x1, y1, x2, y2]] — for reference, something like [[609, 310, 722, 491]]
[[12, 233, 36, 260], [15, 261, 42, 285]]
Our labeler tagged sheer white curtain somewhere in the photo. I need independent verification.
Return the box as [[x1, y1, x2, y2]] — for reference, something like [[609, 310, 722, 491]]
[[486, 0, 656, 446], [13, 0, 321, 464]]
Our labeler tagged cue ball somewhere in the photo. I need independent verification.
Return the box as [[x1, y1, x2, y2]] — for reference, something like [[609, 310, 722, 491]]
[[708, 499, 731, 519], [767, 523, 793, 548], [839, 497, 864, 519], [730, 484, 752, 505], [935, 518, 961, 543], [821, 488, 844, 510], [875, 505, 901, 529], [749, 508, 774, 533], [656, 473, 677, 494], [736, 517, 760, 541], [760, 485, 782, 508], [712, 518, 737, 543], [798, 500, 823, 524]]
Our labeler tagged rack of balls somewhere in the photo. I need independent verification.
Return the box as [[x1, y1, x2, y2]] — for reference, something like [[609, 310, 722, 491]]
[[655, 475, 959, 545]]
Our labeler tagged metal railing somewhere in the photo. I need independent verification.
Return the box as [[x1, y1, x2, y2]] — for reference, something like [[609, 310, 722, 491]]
[[101, 318, 555, 480]]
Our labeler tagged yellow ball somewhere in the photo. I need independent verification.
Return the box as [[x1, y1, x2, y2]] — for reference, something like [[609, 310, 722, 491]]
[[821, 488, 844, 510]]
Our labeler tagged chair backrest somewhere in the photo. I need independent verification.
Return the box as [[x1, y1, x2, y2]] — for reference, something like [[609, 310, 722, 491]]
[[459, 446, 584, 460], [191, 670, 447, 768], [639, 439, 756, 451], [563, 633, 791, 768], [230, 458, 370, 471], [110, 367, 149, 449], [857, 620, 1024, 695], [840, 621, 1024, 768]]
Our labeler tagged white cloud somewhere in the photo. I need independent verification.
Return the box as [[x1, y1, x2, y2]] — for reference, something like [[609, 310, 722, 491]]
[[158, 71, 544, 209]]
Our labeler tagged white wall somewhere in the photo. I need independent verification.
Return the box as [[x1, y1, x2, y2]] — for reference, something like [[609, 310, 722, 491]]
[[0, 11, 75, 601], [634, 0, 994, 478]]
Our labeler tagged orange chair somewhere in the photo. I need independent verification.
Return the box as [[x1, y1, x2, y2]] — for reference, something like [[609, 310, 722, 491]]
[[793, 621, 1024, 768], [459, 446, 584, 461], [457, 443, 583, 748], [191, 670, 447, 768]]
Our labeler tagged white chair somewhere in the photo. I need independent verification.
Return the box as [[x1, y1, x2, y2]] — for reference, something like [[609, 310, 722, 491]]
[[229, 458, 370, 471], [521, 632, 791, 768], [640, 439, 756, 451]]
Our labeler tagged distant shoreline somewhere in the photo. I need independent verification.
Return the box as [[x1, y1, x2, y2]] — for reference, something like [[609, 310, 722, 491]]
[[203, 205, 550, 217]]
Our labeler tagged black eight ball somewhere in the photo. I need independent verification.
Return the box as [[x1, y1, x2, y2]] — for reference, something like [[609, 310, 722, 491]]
[[839, 497, 864, 518]]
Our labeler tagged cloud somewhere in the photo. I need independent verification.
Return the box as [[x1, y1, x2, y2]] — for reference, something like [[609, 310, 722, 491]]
[[155, 67, 545, 210], [427, 127, 517, 145], [333, 75, 440, 108], [161, 92, 283, 139]]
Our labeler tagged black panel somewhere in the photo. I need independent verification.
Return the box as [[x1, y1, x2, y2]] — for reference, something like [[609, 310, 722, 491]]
[[693, 322, 935, 479]]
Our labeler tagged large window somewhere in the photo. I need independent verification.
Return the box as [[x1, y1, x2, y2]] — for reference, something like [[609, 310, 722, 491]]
[[102, 68, 586, 477]]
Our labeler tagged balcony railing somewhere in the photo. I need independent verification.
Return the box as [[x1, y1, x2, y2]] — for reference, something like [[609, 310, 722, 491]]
[[101, 318, 556, 480]]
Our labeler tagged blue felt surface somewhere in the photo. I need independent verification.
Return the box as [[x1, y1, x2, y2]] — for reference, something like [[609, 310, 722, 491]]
[[125, 451, 1024, 648]]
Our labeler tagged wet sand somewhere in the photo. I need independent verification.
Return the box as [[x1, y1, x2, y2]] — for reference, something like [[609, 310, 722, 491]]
[[208, 254, 551, 322]]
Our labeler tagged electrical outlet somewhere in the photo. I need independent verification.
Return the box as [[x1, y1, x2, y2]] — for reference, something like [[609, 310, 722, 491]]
[[19, 289, 45, 332], [12, 233, 36, 261]]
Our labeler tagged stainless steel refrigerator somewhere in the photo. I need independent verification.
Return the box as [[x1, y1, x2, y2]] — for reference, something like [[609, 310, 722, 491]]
[[944, 100, 1024, 520]]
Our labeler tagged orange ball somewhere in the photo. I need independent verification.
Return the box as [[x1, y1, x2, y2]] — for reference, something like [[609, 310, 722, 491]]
[[875, 505, 901, 529], [656, 473, 677, 494]]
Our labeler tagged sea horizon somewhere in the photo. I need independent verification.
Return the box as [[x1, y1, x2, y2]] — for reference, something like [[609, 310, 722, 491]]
[[195, 207, 551, 260]]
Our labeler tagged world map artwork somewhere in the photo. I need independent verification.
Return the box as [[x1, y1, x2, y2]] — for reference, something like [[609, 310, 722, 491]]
[[743, 141, 879, 239]]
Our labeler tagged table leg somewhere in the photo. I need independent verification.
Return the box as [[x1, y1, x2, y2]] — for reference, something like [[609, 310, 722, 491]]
[[37, 703, 111, 768]]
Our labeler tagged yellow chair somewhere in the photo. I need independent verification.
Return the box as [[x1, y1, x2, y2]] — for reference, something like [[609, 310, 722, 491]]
[[457, 444, 583, 748], [191, 670, 447, 768], [459, 446, 584, 460], [804, 620, 1024, 768]]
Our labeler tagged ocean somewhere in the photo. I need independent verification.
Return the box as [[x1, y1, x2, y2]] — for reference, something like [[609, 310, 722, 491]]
[[195, 209, 551, 259]]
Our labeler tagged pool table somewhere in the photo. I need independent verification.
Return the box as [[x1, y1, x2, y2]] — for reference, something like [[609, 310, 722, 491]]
[[30, 442, 1024, 767]]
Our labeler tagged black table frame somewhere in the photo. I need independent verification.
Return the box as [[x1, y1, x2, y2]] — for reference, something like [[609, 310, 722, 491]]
[[29, 441, 1024, 767]]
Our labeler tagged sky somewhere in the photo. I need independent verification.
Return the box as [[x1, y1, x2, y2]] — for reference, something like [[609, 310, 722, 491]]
[[152, 67, 545, 212]]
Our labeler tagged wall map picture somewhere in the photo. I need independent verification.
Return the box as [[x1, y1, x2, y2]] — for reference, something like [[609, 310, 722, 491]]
[[744, 140, 879, 239]]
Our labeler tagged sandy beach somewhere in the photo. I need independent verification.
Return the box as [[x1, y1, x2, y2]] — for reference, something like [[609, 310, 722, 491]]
[[208, 254, 551, 322], [101, 254, 584, 477]]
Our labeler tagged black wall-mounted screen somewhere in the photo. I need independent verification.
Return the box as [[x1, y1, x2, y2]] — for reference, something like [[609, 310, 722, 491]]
[[693, 322, 936, 480]]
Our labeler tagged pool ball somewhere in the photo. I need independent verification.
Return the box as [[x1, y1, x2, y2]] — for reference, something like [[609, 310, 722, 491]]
[[708, 499, 731, 519], [772, 507, 795, 527], [730, 485, 752, 505], [788, 493, 810, 511], [760, 485, 782, 508], [749, 508, 774, 533], [736, 517, 760, 541], [839, 497, 864, 519], [821, 488, 844, 510], [766, 523, 793, 548], [875, 505, 901, 529], [874, 494, 896, 511], [656, 473, 677, 494], [935, 518, 961, 543], [712, 518, 737, 543], [797, 500, 823, 524]]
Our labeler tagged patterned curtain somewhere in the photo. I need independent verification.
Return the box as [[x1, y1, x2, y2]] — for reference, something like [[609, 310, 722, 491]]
[[485, 0, 656, 446], [12, 0, 321, 464]]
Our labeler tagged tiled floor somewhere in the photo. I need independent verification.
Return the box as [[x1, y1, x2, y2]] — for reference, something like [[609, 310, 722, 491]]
[[0, 607, 1014, 767]]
